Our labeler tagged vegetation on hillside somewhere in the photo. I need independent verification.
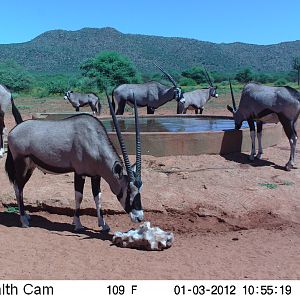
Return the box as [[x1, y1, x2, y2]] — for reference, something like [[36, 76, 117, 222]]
[[0, 27, 300, 75], [0, 50, 298, 102]]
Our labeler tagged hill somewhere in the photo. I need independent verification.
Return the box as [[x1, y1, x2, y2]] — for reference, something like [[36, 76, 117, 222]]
[[0, 27, 299, 74]]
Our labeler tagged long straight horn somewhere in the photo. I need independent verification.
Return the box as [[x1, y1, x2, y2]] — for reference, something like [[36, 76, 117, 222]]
[[105, 88, 135, 182], [229, 79, 237, 111], [204, 66, 213, 87], [154, 62, 177, 87], [132, 92, 141, 182]]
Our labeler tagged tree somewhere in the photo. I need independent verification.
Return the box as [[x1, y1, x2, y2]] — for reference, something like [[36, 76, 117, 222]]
[[293, 57, 300, 86], [0, 60, 33, 92], [80, 51, 141, 90], [181, 66, 207, 84], [235, 68, 253, 83]]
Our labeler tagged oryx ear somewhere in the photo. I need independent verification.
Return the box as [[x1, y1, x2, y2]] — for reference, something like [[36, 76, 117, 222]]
[[113, 161, 123, 179], [227, 105, 234, 113]]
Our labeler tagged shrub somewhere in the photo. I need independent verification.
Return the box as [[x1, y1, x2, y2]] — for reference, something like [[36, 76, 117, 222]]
[[80, 51, 141, 90], [179, 77, 197, 86], [274, 78, 288, 86]]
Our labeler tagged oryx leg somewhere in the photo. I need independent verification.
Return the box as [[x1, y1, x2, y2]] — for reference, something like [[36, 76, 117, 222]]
[[147, 106, 155, 114], [73, 173, 85, 231], [279, 115, 297, 171], [247, 119, 256, 161], [291, 121, 298, 166], [0, 114, 4, 157], [89, 103, 97, 115], [0, 132, 3, 158], [91, 176, 110, 232], [256, 121, 263, 159], [75, 107, 80, 112], [199, 108, 204, 115], [116, 99, 126, 115], [14, 157, 34, 227], [194, 108, 199, 114]]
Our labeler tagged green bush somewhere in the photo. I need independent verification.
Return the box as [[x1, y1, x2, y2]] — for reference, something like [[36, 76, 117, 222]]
[[179, 77, 197, 86], [80, 51, 141, 90], [31, 87, 50, 98], [0, 60, 33, 92], [235, 68, 253, 83], [181, 66, 207, 84], [274, 78, 288, 86]]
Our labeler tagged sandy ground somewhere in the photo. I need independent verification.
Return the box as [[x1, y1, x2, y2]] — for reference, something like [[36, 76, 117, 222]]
[[0, 103, 300, 280]]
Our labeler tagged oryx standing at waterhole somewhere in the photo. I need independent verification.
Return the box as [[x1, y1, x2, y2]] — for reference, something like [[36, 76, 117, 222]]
[[177, 69, 218, 114], [227, 80, 300, 171], [0, 84, 23, 158], [64, 91, 101, 115], [112, 64, 184, 115], [5, 89, 143, 230]]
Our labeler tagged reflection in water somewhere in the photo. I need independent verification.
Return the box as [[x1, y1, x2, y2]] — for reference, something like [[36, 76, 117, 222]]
[[102, 117, 248, 133]]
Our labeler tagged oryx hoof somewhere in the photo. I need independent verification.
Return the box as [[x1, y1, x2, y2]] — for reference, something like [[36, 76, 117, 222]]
[[100, 224, 111, 233], [255, 153, 263, 160], [285, 163, 294, 171], [74, 225, 85, 232], [249, 155, 255, 161], [20, 215, 30, 228]]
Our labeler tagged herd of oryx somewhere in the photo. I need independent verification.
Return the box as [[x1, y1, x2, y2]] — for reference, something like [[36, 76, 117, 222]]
[[0, 63, 300, 230]]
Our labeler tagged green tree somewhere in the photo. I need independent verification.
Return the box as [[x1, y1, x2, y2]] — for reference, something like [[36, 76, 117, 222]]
[[235, 68, 253, 83], [292, 57, 300, 86], [181, 66, 207, 84], [0, 60, 33, 92], [80, 51, 141, 90]]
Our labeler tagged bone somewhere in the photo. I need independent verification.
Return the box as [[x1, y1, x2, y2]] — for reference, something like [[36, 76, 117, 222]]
[[112, 222, 174, 251]]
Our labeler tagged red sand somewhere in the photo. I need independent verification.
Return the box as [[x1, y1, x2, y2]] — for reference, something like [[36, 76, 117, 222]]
[[0, 110, 299, 279]]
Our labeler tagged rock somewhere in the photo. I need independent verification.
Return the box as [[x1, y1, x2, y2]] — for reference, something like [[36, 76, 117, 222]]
[[112, 222, 174, 251]]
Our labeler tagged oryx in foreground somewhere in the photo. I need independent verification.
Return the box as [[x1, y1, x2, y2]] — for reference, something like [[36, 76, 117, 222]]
[[227, 81, 300, 171], [112, 65, 184, 115], [0, 84, 22, 157], [64, 91, 101, 115], [5, 90, 143, 230], [177, 67, 218, 114]]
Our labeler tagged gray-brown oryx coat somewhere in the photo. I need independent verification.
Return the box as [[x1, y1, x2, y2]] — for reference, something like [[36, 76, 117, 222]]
[[227, 82, 300, 171], [177, 86, 218, 114], [0, 84, 22, 157], [5, 92, 143, 229]]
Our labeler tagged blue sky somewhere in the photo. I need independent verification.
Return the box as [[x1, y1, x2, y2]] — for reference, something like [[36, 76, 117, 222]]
[[0, 0, 299, 45]]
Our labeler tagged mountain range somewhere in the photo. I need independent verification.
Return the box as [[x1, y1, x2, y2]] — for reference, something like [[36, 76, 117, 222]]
[[0, 27, 299, 75]]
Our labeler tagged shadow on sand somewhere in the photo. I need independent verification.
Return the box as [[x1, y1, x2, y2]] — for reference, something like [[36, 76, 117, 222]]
[[221, 152, 286, 171], [220, 130, 286, 170], [0, 211, 113, 242]]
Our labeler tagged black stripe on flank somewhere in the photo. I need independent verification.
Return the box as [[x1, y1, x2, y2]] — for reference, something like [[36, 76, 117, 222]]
[[30, 155, 73, 174]]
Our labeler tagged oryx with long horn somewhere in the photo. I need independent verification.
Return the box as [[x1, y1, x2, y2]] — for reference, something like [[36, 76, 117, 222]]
[[0, 84, 23, 157], [177, 67, 218, 114], [112, 63, 184, 115], [5, 89, 144, 229], [227, 80, 300, 171]]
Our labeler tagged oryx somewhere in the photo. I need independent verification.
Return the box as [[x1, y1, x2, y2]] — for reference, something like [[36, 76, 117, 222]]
[[227, 80, 300, 171], [177, 67, 218, 114], [177, 87, 218, 114], [112, 64, 184, 115], [64, 91, 101, 115], [5, 90, 143, 230], [0, 84, 22, 157]]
